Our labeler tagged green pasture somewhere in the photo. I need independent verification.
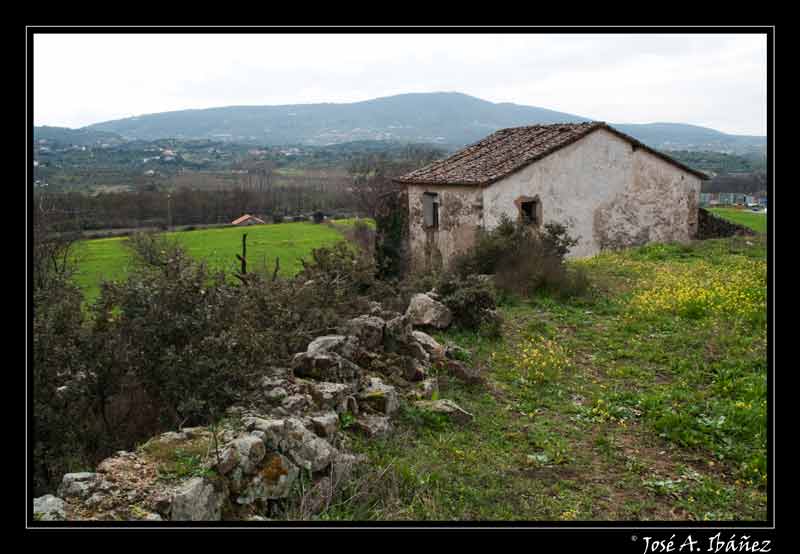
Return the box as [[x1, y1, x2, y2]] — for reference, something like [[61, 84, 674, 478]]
[[708, 208, 767, 234], [71, 222, 347, 305]]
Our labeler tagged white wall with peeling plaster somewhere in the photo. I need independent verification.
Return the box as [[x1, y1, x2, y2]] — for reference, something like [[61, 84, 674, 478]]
[[407, 184, 483, 273]]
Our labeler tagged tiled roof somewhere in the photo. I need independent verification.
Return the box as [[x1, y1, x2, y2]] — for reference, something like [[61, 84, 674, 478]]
[[394, 122, 708, 186], [231, 214, 265, 225]]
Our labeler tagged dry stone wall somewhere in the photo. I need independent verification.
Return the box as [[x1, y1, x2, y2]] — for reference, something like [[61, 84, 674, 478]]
[[695, 208, 756, 239], [33, 294, 482, 522]]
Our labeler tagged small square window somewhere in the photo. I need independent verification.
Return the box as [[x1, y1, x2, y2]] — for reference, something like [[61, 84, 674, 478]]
[[521, 200, 539, 226]]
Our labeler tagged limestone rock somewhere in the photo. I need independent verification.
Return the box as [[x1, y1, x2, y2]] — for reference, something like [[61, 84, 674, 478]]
[[383, 315, 414, 353], [357, 377, 399, 415], [310, 411, 340, 438], [33, 495, 66, 521], [264, 386, 289, 404], [305, 334, 361, 360], [412, 330, 446, 360], [217, 435, 266, 476], [292, 350, 362, 384], [236, 453, 299, 504], [243, 417, 286, 450], [158, 431, 188, 442], [151, 492, 173, 516], [57, 472, 98, 499], [406, 293, 452, 329], [353, 414, 391, 438], [282, 418, 337, 472], [413, 399, 474, 424], [281, 393, 313, 413], [170, 477, 226, 521], [405, 340, 430, 364], [308, 381, 354, 412], [340, 315, 385, 351]]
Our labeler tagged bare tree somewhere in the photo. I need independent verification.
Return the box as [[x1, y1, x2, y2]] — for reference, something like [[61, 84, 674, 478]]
[[32, 194, 80, 292], [348, 148, 443, 218], [348, 154, 409, 218]]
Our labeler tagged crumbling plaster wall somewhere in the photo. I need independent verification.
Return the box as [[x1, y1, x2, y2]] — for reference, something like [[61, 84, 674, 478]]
[[482, 128, 702, 259], [407, 185, 483, 272]]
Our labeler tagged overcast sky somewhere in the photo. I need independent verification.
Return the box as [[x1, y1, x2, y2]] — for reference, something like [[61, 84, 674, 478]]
[[33, 33, 768, 136]]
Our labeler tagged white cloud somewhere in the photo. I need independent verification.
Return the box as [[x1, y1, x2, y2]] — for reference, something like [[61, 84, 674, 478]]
[[33, 32, 767, 135]]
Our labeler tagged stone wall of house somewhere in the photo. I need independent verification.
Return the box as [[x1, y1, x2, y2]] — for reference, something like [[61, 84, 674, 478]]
[[480, 128, 702, 259], [407, 185, 483, 273]]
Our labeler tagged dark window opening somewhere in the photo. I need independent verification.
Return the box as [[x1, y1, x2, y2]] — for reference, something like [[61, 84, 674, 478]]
[[423, 192, 439, 228], [521, 200, 539, 226]]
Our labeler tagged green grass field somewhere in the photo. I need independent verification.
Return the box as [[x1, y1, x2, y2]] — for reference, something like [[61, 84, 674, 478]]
[[708, 208, 767, 233], [322, 236, 767, 521], [71, 222, 347, 305]]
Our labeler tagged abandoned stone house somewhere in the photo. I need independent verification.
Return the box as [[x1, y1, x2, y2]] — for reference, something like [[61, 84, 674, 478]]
[[394, 122, 709, 272]]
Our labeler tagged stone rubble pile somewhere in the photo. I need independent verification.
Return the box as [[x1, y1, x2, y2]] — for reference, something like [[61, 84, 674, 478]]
[[33, 293, 481, 522]]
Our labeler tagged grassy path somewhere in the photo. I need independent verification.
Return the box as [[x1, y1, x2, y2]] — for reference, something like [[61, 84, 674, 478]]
[[330, 237, 767, 521]]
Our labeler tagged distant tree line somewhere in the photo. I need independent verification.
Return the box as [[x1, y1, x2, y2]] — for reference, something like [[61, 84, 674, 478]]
[[35, 144, 445, 232], [666, 149, 766, 175], [36, 183, 360, 231], [701, 171, 768, 195]]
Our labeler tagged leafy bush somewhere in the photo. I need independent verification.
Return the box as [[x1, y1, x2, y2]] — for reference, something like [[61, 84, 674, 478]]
[[450, 215, 584, 298], [33, 279, 96, 495], [33, 231, 386, 494], [438, 274, 500, 332], [32, 206, 100, 494], [297, 240, 377, 300], [93, 240, 261, 427]]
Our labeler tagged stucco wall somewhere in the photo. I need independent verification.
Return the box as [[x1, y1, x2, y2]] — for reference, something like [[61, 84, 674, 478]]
[[594, 147, 702, 252], [407, 185, 483, 272], [481, 128, 702, 258]]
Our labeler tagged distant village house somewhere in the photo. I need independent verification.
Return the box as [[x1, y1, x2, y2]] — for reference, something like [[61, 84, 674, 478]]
[[394, 122, 709, 272], [231, 214, 266, 226]]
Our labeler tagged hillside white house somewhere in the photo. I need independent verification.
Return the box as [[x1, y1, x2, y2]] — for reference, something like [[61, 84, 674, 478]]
[[394, 122, 709, 272]]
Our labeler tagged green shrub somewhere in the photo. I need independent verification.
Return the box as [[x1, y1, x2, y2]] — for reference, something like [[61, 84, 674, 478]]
[[32, 209, 98, 494], [450, 215, 583, 299], [438, 274, 499, 331], [34, 231, 386, 495]]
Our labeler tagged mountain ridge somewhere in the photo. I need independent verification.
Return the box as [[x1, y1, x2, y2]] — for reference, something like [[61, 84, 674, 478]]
[[69, 92, 764, 153]]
